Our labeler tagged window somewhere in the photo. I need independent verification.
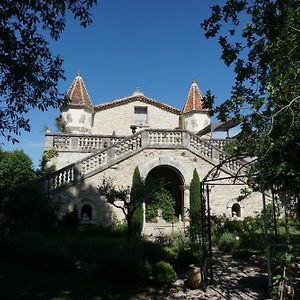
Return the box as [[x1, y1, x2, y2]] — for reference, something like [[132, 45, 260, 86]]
[[81, 204, 92, 220], [134, 106, 148, 124]]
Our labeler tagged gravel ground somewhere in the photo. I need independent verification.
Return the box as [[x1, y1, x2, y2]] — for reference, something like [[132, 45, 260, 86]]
[[162, 252, 270, 300]]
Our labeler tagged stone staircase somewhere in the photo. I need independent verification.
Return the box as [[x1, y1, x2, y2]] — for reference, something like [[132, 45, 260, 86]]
[[44, 129, 246, 191]]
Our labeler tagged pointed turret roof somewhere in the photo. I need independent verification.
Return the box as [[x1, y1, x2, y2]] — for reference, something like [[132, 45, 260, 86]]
[[182, 80, 206, 113], [65, 72, 93, 107]]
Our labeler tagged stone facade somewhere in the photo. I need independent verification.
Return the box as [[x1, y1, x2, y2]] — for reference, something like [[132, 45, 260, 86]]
[[92, 99, 180, 136], [44, 75, 266, 232]]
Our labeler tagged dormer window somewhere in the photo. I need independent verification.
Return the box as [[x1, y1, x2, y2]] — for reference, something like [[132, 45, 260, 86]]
[[134, 106, 148, 124]]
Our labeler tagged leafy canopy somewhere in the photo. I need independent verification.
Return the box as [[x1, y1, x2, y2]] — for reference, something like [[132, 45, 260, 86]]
[[0, 149, 36, 193], [0, 0, 97, 142], [202, 0, 300, 193]]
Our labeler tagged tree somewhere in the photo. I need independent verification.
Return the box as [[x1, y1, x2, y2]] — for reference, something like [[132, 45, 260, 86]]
[[0, 149, 57, 233], [0, 181, 58, 233], [189, 169, 202, 242], [131, 167, 144, 237], [0, 0, 97, 142], [0, 149, 36, 193], [98, 173, 147, 242], [201, 0, 300, 195]]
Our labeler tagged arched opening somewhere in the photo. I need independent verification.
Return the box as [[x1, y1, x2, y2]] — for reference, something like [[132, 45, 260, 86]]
[[145, 165, 184, 222], [232, 203, 241, 218], [81, 204, 92, 221]]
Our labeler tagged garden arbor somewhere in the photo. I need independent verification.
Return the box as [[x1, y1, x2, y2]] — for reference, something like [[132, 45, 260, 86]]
[[200, 160, 300, 292]]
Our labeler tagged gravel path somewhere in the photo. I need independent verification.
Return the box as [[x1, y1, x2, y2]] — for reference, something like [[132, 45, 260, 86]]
[[163, 252, 269, 300]]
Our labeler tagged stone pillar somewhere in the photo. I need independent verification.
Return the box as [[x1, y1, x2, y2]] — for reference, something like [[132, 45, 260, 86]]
[[182, 131, 190, 148], [71, 136, 78, 150], [141, 130, 149, 147], [180, 185, 190, 220], [45, 130, 54, 150], [211, 147, 220, 163]]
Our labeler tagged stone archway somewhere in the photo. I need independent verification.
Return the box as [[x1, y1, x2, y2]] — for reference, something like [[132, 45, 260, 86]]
[[140, 156, 191, 220], [145, 165, 185, 220]]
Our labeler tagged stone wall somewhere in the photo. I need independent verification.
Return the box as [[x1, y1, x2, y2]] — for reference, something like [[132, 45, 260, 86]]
[[92, 100, 179, 136], [183, 111, 211, 134], [52, 148, 265, 226]]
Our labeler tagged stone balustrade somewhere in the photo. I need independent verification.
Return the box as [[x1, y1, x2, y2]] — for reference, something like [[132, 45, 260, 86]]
[[210, 139, 231, 151], [46, 133, 127, 151], [44, 129, 247, 191]]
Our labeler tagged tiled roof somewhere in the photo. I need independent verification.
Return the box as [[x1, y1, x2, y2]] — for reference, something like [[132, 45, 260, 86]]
[[65, 73, 93, 107], [182, 80, 207, 113], [94, 95, 181, 115]]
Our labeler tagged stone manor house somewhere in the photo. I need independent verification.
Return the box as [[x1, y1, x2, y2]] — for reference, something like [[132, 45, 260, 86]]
[[44, 73, 264, 233]]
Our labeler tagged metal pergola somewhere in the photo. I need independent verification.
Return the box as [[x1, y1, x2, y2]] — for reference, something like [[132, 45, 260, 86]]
[[200, 158, 300, 294]]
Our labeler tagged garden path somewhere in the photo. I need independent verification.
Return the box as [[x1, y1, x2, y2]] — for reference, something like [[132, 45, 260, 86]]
[[163, 251, 269, 300]]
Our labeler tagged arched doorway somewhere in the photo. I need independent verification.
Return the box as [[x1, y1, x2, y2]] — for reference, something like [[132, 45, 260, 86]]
[[145, 165, 184, 222]]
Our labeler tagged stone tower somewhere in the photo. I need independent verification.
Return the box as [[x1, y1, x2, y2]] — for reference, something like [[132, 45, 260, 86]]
[[181, 80, 211, 134], [60, 72, 94, 134]]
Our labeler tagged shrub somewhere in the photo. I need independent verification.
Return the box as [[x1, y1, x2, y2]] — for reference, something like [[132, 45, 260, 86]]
[[217, 231, 240, 254], [189, 169, 202, 242], [131, 167, 144, 237], [146, 188, 177, 222], [153, 260, 177, 286]]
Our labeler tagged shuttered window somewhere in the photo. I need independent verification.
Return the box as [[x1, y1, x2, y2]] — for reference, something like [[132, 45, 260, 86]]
[[134, 106, 148, 124]]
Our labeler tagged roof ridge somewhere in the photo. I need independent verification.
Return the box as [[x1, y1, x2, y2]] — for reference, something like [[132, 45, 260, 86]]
[[94, 94, 180, 114]]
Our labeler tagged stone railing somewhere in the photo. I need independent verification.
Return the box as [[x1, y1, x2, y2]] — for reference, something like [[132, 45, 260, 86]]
[[210, 139, 232, 151], [45, 133, 127, 151], [45, 129, 246, 191]]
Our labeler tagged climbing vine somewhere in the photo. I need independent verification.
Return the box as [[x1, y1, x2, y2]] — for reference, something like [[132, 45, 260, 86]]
[[41, 147, 58, 167], [146, 188, 177, 223]]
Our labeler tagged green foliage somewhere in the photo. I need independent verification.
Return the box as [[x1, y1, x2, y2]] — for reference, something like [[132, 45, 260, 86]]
[[0, 149, 36, 193], [98, 170, 148, 241], [201, 0, 300, 195], [171, 231, 203, 268], [189, 169, 202, 242], [146, 188, 177, 222], [55, 115, 68, 133], [1, 181, 57, 233], [222, 139, 239, 156], [1, 0, 97, 142], [131, 167, 144, 237], [272, 246, 295, 299], [217, 231, 240, 254], [41, 147, 58, 167], [153, 260, 177, 286]]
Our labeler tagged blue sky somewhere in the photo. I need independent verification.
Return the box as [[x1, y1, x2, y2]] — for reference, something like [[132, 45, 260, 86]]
[[1, 0, 234, 168]]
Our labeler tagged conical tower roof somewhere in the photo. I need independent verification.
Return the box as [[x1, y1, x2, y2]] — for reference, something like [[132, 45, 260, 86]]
[[65, 72, 93, 107], [182, 80, 206, 113]]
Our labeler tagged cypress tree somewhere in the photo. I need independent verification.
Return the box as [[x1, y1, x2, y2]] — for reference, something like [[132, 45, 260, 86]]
[[131, 166, 144, 237], [190, 169, 202, 242]]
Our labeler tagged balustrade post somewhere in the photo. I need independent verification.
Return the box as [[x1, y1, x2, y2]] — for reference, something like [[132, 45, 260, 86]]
[[104, 138, 110, 148], [182, 131, 190, 148], [180, 185, 190, 221], [74, 164, 82, 181], [71, 137, 78, 150], [45, 133, 54, 150], [211, 147, 220, 164], [141, 131, 149, 148], [107, 147, 115, 162]]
